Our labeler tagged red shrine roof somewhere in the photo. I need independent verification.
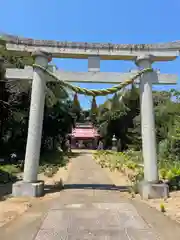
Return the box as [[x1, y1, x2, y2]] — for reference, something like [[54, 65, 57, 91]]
[[71, 123, 100, 139]]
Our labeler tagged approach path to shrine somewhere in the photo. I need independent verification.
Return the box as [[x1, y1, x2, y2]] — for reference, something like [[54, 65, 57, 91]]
[[1, 151, 180, 239]]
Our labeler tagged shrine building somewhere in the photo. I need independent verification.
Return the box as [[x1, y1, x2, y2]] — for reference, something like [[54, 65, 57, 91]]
[[70, 122, 100, 149]]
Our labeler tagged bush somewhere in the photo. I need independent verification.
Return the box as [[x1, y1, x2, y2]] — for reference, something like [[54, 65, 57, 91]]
[[94, 149, 180, 193], [0, 165, 20, 183], [39, 150, 69, 177], [93, 150, 143, 188]]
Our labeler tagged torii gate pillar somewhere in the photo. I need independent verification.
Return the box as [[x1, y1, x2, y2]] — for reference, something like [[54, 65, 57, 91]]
[[135, 55, 169, 199], [12, 51, 51, 197]]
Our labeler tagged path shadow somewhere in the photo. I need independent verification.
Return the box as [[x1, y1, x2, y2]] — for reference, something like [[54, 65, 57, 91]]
[[0, 169, 20, 200], [67, 152, 81, 158], [70, 150, 95, 155], [0, 183, 13, 200], [43, 183, 63, 195], [66, 151, 90, 159], [160, 175, 180, 192], [64, 183, 129, 192], [0, 182, 130, 198], [44, 183, 129, 195]]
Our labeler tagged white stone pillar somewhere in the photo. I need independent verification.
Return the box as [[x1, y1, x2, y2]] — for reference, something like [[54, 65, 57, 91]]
[[23, 51, 51, 182], [135, 55, 158, 183]]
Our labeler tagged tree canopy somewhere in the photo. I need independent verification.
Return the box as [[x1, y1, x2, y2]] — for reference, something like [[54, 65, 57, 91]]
[[94, 86, 180, 162]]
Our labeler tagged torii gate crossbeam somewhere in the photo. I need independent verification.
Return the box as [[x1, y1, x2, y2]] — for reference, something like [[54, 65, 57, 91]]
[[5, 66, 177, 85]]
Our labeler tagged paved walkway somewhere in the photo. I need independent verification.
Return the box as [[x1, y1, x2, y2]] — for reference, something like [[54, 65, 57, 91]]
[[1, 153, 180, 239]]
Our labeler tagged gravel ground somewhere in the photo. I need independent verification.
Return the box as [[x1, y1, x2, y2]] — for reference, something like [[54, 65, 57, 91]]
[[0, 161, 72, 228]]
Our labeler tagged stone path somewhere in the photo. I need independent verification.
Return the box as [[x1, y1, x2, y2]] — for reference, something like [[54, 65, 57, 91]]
[[1, 153, 180, 239], [34, 154, 159, 239]]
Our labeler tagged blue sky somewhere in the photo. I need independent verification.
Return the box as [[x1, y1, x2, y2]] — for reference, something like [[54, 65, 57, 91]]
[[1, 0, 180, 109]]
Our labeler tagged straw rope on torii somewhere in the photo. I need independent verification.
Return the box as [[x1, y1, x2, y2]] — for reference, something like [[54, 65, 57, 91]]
[[33, 63, 153, 96]]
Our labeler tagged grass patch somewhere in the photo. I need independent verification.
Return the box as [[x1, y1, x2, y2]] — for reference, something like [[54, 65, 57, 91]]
[[39, 150, 69, 177], [94, 149, 180, 193], [0, 165, 21, 183], [93, 150, 144, 193]]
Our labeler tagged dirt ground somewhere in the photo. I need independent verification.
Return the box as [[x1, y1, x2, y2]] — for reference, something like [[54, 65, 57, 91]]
[[2, 156, 180, 229], [103, 166, 180, 225], [0, 161, 72, 228], [138, 191, 180, 224]]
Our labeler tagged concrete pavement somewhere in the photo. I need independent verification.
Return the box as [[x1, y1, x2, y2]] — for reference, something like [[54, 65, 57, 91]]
[[1, 152, 180, 239]]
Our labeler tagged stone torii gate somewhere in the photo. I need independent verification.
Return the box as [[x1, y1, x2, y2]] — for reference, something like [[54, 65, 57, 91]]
[[1, 34, 179, 198]]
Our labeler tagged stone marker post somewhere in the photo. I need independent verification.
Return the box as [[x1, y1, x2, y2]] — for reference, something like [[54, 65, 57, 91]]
[[13, 51, 51, 197], [135, 55, 169, 199]]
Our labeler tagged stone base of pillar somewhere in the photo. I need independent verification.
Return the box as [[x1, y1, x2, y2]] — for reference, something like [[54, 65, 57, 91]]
[[12, 180, 44, 197], [138, 181, 169, 199]]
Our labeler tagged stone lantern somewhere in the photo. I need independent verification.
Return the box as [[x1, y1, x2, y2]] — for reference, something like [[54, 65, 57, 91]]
[[111, 134, 117, 151]]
